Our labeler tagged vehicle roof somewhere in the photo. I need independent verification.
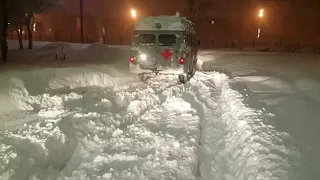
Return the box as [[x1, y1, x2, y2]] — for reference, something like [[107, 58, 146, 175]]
[[134, 12, 195, 33]]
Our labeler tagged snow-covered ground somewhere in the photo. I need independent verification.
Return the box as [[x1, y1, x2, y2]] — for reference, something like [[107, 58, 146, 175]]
[[0, 41, 320, 180]]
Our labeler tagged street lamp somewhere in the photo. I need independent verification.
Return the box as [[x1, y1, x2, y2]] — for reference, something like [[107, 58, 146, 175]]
[[257, 8, 264, 39], [79, 0, 84, 43], [131, 9, 137, 18], [258, 9, 264, 18]]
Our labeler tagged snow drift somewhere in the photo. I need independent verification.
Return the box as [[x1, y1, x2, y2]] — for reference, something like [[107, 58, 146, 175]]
[[1, 42, 319, 180], [4, 41, 131, 69], [0, 67, 298, 180]]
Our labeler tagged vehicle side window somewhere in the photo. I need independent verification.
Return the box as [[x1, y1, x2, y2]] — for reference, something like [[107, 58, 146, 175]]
[[184, 34, 188, 46], [190, 35, 194, 47], [186, 34, 192, 46], [132, 35, 139, 45], [192, 35, 196, 47]]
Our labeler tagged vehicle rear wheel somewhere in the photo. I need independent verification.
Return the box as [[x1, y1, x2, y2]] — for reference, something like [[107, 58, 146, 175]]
[[189, 65, 196, 78], [178, 74, 188, 84], [138, 73, 148, 82], [179, 64, 196, 84]]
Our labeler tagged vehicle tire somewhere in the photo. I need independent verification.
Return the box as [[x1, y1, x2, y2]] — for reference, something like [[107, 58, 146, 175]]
[[179, 64, 195, 84], [138, 73, 148, 82], [179, 74, 188, 84], [189, 65, 196, 78]]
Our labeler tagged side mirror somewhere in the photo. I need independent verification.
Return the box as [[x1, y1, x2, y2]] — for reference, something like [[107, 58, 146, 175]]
[[197, 40, 200, 46]]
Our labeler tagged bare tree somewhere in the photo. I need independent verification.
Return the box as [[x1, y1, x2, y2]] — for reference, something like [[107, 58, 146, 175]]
[[1, 0, 9, 62], [188, 0, 199, 21], [8, 0, 60, 50], [188, 0, 211, 22], [89, 0, 107, 44], [8, 0, 25, 49], [23, 0, 60, 49]]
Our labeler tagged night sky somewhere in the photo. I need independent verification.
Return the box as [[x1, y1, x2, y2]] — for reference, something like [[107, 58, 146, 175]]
[[37, 0, 320, 46]]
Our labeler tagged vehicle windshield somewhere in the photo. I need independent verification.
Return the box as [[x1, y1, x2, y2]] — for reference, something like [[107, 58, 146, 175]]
[[159, 34, 176, 46], [139, 34, 156, 46]]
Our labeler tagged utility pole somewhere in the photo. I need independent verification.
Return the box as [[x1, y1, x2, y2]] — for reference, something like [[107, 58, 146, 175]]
[[79, 0, 84, 43]]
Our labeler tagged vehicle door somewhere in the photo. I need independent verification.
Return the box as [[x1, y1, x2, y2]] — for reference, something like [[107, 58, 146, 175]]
[[155, 32, 179, 68], [136, 32, 157, 68]]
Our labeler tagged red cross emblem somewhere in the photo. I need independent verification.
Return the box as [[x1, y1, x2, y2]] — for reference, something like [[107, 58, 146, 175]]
[[161, 49, 172, 60]]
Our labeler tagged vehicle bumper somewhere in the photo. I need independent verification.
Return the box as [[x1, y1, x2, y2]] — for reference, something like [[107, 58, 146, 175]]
[[129, 63, 184, 75]]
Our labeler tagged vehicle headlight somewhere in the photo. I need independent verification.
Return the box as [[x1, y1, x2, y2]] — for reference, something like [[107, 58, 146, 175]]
[[140, 54, 147, 61]]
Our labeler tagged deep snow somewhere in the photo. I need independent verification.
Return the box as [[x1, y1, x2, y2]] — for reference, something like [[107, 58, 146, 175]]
[[1, 41, 320, 180], [135, 12, 194, 33]]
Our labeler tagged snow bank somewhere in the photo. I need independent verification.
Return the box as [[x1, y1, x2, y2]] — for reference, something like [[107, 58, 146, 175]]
[[0, 72, 200, 180], [0, 65, 134, 131], [8, 40, 52, 50], [4, 41, 131, 69], [1, 67, 311, 179]]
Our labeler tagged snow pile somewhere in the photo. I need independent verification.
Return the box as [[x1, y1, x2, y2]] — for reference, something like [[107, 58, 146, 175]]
[[50, 42, 131, 65], [1, 51, 310, 180], [0, 65, 131, 131], [135, 13, 194, 32], [0, 71, 200, 179], [8, 40, 52, 50]]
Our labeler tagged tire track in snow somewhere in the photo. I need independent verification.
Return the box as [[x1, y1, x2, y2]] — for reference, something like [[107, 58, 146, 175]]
[[186, 71, 299, 180], [180, 92, 205, 180]]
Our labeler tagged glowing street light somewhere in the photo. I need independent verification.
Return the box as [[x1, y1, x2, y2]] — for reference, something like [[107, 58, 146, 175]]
[[257, 9, 264, 39], [33, 23, 36, 32], [258, 9, 264, 18], [131, 9, 137, 18]]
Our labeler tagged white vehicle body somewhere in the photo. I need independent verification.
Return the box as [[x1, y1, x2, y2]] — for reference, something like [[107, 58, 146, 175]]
[[129, 12, 198, 83]]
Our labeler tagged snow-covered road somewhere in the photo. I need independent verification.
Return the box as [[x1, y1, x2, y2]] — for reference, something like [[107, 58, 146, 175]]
[[1, 43, 320, 180], [0, 67, 298, 180]]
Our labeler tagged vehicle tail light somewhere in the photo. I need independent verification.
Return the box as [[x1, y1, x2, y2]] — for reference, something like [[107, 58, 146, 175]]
[[129, 56, 135, 63], [179, 57, 185, 65]]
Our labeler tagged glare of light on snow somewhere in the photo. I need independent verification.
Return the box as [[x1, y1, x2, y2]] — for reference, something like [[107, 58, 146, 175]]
[[37, 109, 64, 118], [234, 76, 294, 94], [196, 58, 203, 70]]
